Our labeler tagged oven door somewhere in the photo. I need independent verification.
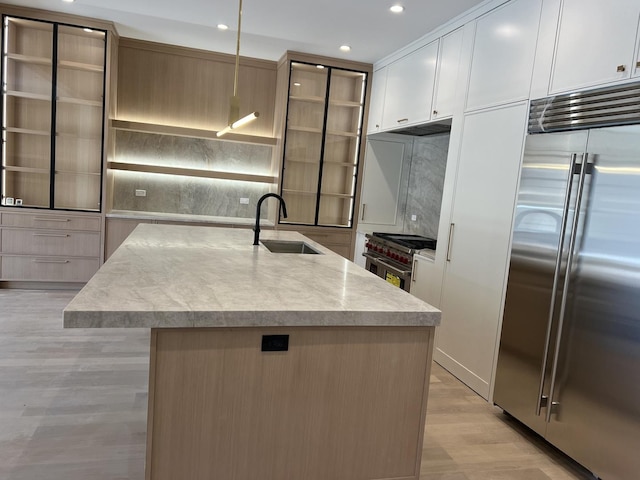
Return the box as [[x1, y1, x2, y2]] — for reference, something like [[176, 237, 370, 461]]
[[364, 253, 412, 291], [364, 252, 385, 280]]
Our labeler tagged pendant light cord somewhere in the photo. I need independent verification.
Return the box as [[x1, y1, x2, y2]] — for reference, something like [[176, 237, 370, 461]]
[[233, 0, 243, 97]]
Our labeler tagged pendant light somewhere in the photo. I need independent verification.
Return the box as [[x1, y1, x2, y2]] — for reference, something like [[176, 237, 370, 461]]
[[216, 0, 259, 137]]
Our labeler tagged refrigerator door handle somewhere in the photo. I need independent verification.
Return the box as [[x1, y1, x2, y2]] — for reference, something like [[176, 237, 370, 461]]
[[545, 153, 592, 423], [535, 153, 580, 416]]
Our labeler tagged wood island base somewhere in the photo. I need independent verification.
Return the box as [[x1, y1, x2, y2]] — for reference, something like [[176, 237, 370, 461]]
[[145, 326, 435, 480]]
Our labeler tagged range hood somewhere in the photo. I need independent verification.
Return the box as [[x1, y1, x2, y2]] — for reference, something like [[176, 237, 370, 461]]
[[385, 119, 452, 136]]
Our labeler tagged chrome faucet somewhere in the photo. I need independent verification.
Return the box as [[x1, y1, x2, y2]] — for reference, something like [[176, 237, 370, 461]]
[[253, 193, 288, 245]]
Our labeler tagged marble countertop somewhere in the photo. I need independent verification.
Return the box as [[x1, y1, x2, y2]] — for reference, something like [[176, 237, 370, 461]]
[[63, 224, 440, 329], [107, 209, 274, 227]]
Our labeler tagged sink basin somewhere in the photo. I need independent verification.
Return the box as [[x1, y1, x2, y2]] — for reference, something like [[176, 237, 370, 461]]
[[260, 240, 321, 254]]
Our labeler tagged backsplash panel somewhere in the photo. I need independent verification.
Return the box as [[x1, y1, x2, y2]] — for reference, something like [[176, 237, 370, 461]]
[[404, 133, 449, 238], [112, 131, 274, 218]]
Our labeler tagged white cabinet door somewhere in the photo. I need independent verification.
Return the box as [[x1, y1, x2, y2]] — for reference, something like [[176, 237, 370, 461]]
[[381, 40, 439, 130], [551, 0, 640, 93], [433, 28, 464, 120], [367, 67, 387, 134], [359, 139, 405, 225], [466, 0, 542, 111], [436, 103, 528, 400], [409, 253, 441, 307]]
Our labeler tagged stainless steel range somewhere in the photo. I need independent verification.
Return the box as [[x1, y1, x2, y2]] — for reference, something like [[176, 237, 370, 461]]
[[364, 232, 436, 291]]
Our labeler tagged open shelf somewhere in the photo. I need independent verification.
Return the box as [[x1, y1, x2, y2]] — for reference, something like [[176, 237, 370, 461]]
[[281, 188, 317, 196], [5, 127, 50, 136], [287, 125, 323, 134], [2, 165, 50, 174], [5, 53, 52, 66], [57, 96, 103, 107], [330, 99, 363, 108], [289, 95, 325, 104], [111, 120, 277, 146], [108, 161, 277, 184], [5, 90, 51, 101], [58, 60, 104, 73]]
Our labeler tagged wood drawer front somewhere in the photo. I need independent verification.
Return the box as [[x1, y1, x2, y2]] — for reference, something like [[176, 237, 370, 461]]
[[303, 231, 352, 245], [1, 213, 101, 231], [1, 256, 99, 282], [1, 229, 100, 257]]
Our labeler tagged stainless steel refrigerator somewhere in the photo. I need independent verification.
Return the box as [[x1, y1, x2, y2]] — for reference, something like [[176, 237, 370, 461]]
[[494, 84, 640, 480]]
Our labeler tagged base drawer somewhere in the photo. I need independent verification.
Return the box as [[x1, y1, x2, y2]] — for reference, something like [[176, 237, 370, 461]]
[[1, 255, 99, 282], [1, 228, 100, 257], [1, 212, 101, 231]]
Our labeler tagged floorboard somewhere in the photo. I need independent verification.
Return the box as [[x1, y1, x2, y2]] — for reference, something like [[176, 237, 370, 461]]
[[0, 290, 594, 480]]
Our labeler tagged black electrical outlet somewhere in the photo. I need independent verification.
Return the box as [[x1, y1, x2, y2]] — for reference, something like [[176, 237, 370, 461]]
[[261, 334, 289, 352]]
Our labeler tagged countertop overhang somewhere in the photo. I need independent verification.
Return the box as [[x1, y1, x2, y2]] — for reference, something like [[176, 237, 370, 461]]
[[63, 224, 441, 329]]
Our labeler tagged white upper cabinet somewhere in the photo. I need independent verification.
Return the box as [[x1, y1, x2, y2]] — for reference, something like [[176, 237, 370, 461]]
[[466, 0, 542, 111], [359, 138, 405, 226], [551, 0, 640, 93], [367, 66, 387, 134], [433, 28, 465, 119], [381, 40, 439, 130]]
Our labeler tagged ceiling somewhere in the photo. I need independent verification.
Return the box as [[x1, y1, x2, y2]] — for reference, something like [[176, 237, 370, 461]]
[[3, 0, 488, 63]]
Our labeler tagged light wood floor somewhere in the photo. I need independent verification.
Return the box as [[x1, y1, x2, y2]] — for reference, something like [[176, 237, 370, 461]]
[[0, 289, 594, 480]]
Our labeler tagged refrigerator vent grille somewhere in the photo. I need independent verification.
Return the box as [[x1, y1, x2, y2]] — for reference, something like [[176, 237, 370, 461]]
[[529, 81, 640, 133]]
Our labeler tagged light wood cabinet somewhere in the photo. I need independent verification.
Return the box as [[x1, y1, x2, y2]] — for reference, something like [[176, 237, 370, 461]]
[[465, 0, 542, 111], [550, 0, 640, 93], [1, 16, 107, 211], [0, 210, 102, 283], [381, 41, 439, 130], [277, 55, 370, 237], [146, 326, 434, 480]]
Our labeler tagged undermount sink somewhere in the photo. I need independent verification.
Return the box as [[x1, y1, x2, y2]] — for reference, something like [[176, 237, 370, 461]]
[[260, 240, 321, 255]]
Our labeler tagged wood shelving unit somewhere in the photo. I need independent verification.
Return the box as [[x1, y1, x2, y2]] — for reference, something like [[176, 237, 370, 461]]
[[279, 60, 367, 228], [1, 16, 107, 212]]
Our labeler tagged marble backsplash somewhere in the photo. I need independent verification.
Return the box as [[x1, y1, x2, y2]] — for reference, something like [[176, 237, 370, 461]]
[[112, 131, 274, 218], [403, 133, 449, 239]]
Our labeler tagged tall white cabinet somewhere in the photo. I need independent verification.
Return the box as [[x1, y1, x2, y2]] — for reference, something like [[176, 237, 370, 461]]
[[435, 103, 528, 399]]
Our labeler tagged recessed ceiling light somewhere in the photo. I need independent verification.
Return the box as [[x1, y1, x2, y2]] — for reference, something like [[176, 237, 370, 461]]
[[217, 24, 229, 30], [340, 45, 351, 52], [390, 5, 404, 13], [62, 0, 74, 3], [83, 28, 93, 33], [316, 65, 325, 69], [293, 82, 301, 86]]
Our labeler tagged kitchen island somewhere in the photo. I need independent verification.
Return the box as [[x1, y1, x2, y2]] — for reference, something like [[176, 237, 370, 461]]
[[64, 224, 441, 480]]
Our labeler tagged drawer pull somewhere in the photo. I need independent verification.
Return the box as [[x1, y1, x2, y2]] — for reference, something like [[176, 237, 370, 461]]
[[34, 217, 70, 222], [32, 233, 69, 238], [617, 65, 626, 72], [397, 118, 409, 123], [33, 259, 70, 264]]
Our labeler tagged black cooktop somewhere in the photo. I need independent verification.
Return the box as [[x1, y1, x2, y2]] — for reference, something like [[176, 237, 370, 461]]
[[372, 232, 437, 251]]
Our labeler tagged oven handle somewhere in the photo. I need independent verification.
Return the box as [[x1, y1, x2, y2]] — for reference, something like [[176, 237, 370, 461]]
[[364, 253, 412, 277], [377, 259, 412, 277], [363, 252, 378, 262]]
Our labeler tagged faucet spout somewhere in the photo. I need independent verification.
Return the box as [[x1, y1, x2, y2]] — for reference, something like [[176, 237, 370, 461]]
[[254, 193, 288, 245]]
